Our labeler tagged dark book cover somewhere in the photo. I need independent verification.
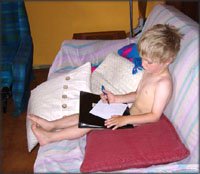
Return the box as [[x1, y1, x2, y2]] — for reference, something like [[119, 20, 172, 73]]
[[78, 91, 133, 129]]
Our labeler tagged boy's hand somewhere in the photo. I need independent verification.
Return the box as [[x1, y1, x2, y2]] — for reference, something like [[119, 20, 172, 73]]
[[105, 115, 128, 130], [100, 90, 115, 103]]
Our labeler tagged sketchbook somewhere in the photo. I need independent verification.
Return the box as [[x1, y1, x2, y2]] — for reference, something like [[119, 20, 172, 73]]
[[78, 91, 133, 129], [89, 100, 128, 119]]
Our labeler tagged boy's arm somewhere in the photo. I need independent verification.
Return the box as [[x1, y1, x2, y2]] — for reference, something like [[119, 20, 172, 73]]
[[105, 78, 172, 129], [114, 91, 137, 103], [101, 91, 137, 104]]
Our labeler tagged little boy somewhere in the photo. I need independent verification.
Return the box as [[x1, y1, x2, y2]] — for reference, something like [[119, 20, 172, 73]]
[[29, 24, 183, 145]]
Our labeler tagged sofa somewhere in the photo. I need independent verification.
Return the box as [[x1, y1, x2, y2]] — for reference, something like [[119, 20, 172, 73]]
[[27, 4, 199, 173]]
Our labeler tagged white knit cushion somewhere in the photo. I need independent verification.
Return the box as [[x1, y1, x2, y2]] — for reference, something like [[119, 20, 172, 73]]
[[91, 52, 143, 95], [26, 62, 91, 152]]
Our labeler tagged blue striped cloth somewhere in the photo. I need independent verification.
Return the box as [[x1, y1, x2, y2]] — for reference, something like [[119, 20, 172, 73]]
[[0, 0, 33, 115]]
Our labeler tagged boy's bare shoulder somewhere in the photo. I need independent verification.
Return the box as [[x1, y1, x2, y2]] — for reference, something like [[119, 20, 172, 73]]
[[157, 73, 173, 90]]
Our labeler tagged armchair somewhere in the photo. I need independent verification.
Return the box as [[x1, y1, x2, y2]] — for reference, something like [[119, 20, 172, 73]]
[[0, 0, 33, 116]]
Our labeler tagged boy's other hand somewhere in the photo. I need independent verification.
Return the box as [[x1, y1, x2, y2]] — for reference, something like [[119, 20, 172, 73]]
[[104, 115, 128, 130]]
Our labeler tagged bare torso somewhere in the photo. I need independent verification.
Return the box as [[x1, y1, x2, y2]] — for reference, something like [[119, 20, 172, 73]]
[[130, 69, 172, 115]]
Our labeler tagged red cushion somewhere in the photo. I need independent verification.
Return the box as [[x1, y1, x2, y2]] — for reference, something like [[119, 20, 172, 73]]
[[80, 115, 189, 172]]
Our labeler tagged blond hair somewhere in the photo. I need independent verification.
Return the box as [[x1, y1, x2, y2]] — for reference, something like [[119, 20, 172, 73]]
[[138, 24, 183, 63]]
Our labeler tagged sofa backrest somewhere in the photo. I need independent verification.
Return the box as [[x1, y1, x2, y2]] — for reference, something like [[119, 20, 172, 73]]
[[142, 4, 199, 164]]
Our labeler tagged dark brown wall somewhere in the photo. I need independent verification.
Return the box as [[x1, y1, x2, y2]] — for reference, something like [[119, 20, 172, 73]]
[[166, 1, 199, 23]]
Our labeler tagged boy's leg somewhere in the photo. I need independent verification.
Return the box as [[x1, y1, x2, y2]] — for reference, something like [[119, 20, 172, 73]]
[[28, 114, 79, 131], [31, 123, 92, 146]]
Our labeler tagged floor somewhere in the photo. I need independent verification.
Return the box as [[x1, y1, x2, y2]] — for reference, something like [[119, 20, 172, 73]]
[[1, 68, 49, 173]]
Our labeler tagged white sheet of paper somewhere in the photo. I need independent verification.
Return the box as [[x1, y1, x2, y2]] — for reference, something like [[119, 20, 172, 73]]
[[89, 100, 127, 119]]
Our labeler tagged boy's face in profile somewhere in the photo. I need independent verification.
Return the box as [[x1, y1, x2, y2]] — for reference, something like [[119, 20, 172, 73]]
[[141, 56, 169, 74]]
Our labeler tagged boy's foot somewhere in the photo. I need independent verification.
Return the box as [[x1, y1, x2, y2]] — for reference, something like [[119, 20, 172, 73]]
[[28, 114, 54, 131], [31, 124, 52, 146]]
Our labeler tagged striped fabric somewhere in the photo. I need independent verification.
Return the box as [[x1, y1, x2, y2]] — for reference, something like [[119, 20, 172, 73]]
[[0, 0, 33, 115], [48, 38, 137, 79], [141, 4, 199, 165], [34, 4, 199, 173]]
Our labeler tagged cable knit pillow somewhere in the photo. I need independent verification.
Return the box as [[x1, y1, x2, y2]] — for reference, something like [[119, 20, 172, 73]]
[[91, 52, 143, 95], [26, 62, 91, 152], [81, 115, 190, 172]]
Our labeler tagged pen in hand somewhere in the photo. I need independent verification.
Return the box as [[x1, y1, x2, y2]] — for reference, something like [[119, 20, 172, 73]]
[[101, 85, 110, 104]]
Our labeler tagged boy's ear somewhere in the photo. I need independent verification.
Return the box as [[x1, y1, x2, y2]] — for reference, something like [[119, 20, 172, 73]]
[[165, 57, 173, 65]]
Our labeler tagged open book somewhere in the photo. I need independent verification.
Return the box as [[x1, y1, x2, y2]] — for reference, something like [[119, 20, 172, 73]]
[[78, 91, 133, 129]]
